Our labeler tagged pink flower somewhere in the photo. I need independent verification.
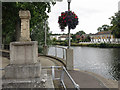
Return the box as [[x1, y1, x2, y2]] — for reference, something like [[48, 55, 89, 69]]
[[75, 16, 77, 18]]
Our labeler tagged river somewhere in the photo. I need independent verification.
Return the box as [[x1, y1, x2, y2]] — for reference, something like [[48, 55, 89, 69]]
[[48, 46, 120, 80]]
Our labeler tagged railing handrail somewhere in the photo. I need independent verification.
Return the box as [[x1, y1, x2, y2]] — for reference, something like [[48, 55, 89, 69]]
[[48, 45, 67, 61], [42, 66, 80, 90], [53, 45, 67, 50]]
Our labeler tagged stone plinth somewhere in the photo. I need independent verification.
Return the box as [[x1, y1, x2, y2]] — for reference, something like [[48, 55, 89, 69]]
[[19, 10, 31, 41], [10, 41, 38, 64], [3, 69, 54, 88], [66, 49, 73, 70], [4, 63, 41, 79]]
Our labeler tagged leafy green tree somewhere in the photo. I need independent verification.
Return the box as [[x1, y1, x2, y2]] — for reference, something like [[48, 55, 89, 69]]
[[71, 34, 76, 41], [52, 38, 57, 42], [31, 21, 52, 45], [2, 2, 55, 45], [71, 30, 86, 42], [109, 11, 120, 38], [76, 30, 85, 35], [97, 24, 110, 32], [97, 27, 102, 32], [85, 35, 91, 42]]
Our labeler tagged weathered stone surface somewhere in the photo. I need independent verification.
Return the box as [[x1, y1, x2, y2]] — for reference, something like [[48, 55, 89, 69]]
[[2, 69, 54, 88], [19, 10, 31, 19], [10, 41, 38, 64], [66, 49, 73, 70], [19, 10, 31, 41], [4, 63, 41, 79]]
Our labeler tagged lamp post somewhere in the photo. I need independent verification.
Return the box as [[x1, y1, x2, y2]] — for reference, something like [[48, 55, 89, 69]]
[[43, 20, 48, 55], [44, 20, 47, 46], [67, 0, 71, 49]]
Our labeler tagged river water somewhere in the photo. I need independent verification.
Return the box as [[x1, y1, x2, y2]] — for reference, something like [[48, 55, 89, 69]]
[[48, 46, 120, 80]]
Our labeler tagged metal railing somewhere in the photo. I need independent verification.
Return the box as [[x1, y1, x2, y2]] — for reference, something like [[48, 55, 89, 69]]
[[48, 46, 67, 60], [42, 66, 80, 90]]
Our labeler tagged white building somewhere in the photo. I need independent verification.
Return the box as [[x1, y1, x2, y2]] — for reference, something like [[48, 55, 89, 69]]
[[50, 35, 62, 40], [58, 35, 72, 41], [90, 31, 114, 43]]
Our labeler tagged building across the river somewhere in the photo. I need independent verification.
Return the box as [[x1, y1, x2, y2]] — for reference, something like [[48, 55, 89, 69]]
[[90, 31, 120, 43], [50, 34, 72, 41]]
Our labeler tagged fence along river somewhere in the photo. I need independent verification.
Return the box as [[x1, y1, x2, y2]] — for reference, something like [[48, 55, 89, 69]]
[[48, 46, 120, 80]]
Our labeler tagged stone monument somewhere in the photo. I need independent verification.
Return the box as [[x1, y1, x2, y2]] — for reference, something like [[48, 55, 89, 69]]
[[19, 10, 31, 41], [2, 10, 54, 88]]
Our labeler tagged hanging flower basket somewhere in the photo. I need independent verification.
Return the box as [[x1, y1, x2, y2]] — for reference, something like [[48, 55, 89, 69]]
[[58, 11, 79, 31]]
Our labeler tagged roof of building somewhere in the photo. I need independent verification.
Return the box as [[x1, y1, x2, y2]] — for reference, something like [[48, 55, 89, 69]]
[[92, 31, 112, 36]]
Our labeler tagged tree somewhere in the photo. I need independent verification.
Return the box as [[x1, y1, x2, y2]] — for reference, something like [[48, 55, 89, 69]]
[[71, 30, 86, 42], [85, 35, 91, 42], [31, 21, 52, 45], [97, 24, 110, 32], [76, 30, 85, 35], [109, 11, 120, 38], [2, 2, 55, 45]]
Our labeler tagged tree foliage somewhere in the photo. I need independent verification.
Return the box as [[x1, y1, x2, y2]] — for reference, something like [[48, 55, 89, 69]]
[[71, 30, 86, 42], [31, 21, 52, 45], [97, 24, 110, 32], [2, 2, 55, 45], [76, 30, 86, 35], [109, 11, 120, 38]]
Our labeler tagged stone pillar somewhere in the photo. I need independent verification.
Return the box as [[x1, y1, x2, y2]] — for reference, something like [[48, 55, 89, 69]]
[[19, 10, 31, 41], [66, 49, 73, 70], [43, 46, 48, 55]]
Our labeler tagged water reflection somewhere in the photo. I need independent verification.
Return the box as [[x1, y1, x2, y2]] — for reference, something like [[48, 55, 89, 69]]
[[73, 47, 120, 80], [110, 49, 120, 80]]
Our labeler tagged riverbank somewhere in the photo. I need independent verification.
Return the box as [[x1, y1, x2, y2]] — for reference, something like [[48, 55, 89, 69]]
[[54, 42, 120, 48], [1, 55, 118, 88]]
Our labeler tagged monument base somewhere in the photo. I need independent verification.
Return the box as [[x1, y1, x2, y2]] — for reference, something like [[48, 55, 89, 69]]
[[2, 69, 54, 88], [10, 41, 38, 64], [4, 63, 41, 79]]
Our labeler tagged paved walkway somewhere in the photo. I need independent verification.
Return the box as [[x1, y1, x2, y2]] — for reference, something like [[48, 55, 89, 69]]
[[0, 50, 118, 89]]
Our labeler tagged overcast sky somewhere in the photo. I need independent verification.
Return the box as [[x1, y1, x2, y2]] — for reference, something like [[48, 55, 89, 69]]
[[48, 0, 120, 34]]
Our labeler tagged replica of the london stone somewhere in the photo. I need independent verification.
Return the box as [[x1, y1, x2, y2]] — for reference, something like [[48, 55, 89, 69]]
[[2, 10, 54, 88]]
